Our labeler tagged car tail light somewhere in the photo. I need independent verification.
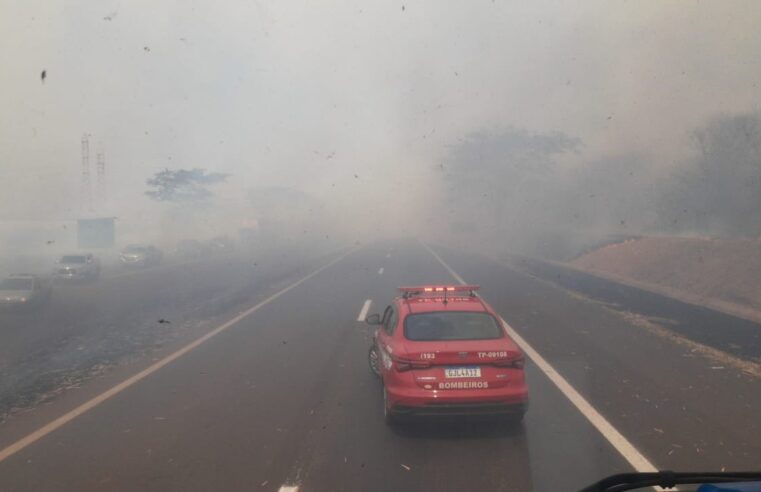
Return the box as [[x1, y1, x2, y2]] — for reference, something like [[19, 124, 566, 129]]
[[494, 355, 525, 369], [393, 356, 432, 372]]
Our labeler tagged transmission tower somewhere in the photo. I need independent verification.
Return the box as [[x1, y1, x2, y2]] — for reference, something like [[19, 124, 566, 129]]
[[81, 134, 92, 212], [96, 147, 105, 210]]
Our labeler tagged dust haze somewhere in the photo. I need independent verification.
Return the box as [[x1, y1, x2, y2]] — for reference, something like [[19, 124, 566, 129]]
[[2, 1, 761, 265]]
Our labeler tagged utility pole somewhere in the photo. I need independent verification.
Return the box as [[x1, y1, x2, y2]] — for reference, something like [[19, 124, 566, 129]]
[[96, 147, 105, 211], [80, 133, 92, 212], [81, 134, 92, 213]]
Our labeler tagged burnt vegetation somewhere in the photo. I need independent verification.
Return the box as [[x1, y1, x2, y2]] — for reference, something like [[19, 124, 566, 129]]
[[441, 112, 761, 257]]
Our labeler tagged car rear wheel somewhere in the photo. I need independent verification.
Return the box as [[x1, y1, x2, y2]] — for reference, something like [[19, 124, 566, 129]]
[[368, 345, 381, 377]]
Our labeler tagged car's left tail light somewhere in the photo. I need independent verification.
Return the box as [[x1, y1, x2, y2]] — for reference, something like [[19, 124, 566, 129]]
[[392, 356, 432, 372]]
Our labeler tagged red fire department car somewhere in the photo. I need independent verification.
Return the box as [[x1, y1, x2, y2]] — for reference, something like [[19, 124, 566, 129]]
[[367, 285, 528, 424]]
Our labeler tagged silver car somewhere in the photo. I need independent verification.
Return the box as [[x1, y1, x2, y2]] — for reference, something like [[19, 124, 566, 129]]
[[119, 245, 163, 267], [0, 274, 52, 310], [54, 253, 101, 281]]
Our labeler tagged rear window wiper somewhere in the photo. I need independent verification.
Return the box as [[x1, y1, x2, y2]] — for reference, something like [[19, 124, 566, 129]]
[[579, 471, 761, 492]]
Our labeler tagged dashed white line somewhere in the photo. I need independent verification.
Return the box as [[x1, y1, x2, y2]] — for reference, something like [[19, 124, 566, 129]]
[[357, 299, 372, 322], [378, 267, 384, 275], [0, 249, 356, 465], [278, 486, 299, 492], [421, 242, 658, 474]]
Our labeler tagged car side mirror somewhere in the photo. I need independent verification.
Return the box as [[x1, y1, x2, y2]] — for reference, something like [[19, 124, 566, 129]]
[[365, 313, 381, 325]]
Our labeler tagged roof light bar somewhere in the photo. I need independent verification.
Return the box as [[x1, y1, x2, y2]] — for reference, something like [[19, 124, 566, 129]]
[[398, 285, 480, 295]]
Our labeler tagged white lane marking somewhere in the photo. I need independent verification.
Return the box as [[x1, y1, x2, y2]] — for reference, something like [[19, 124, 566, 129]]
[[357, 299, 372, 322], [422, 242, 658, 474], [378, 267, 384, 275], [0, 249, 356, 465], [386, 253, 391, 258], [278, 486, 299, 492], [502, 321, 657, 473]]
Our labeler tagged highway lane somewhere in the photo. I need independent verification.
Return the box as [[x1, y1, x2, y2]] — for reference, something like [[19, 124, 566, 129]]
[[0, 245, 342, 419], [0, 241, 759, 491], [272, 244, 627, 492], [435, 246, 761, 471]]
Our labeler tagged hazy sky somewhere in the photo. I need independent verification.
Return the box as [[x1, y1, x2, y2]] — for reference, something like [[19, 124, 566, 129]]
[[1, 0, 760, 222]]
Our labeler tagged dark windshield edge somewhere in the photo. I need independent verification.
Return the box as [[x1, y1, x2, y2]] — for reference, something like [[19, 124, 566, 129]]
[[579, 471, 761, 492]]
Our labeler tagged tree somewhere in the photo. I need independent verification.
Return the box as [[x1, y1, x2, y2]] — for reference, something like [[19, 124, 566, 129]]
[[657, 113, 761, 236], [440, 127, 581, 237], [145, 168, 229, 202]]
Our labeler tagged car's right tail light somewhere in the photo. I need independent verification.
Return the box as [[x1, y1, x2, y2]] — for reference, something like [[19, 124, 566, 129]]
[[494, 354, 525, 369]]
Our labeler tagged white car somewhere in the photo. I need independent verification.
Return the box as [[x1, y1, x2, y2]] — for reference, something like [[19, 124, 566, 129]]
[[0, 274, 52, 310], [54, 253, 101, 281], [119, 245, 163, 267]]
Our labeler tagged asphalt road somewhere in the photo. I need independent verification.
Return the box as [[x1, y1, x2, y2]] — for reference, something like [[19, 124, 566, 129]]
[[511, 256, 761, 362], [0, 246, 339, 417], [0, 241, 760, 491]]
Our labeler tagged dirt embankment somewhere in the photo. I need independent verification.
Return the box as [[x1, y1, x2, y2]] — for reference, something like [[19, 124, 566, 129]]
[[570, 236, 761, 321]]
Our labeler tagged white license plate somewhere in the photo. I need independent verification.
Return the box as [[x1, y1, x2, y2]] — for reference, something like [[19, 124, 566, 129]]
[[444, 366, 481, 378]]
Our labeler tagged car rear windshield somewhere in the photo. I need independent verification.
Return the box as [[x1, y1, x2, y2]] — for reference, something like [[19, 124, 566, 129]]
[[404, 312, 504, 341], [0, 278, 34, 290], [61, 256, 86, 264], [124, 246, 146, 253]]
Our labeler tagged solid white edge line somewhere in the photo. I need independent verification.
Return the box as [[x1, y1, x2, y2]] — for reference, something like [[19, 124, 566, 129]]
[[421, 242, 658, 474], [0, 249, 356, 464], [357, 299, 372, 322], [501, 320, 657, 473], [378, 267, 384, 275]]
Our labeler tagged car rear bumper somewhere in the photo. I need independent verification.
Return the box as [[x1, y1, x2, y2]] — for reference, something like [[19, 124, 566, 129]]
[[120, 258, 146, 266], [0, 301, 32, 310], [386, 384, 528, 417], [54, 272, 88, 280], [392, 401, 527, 417]]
